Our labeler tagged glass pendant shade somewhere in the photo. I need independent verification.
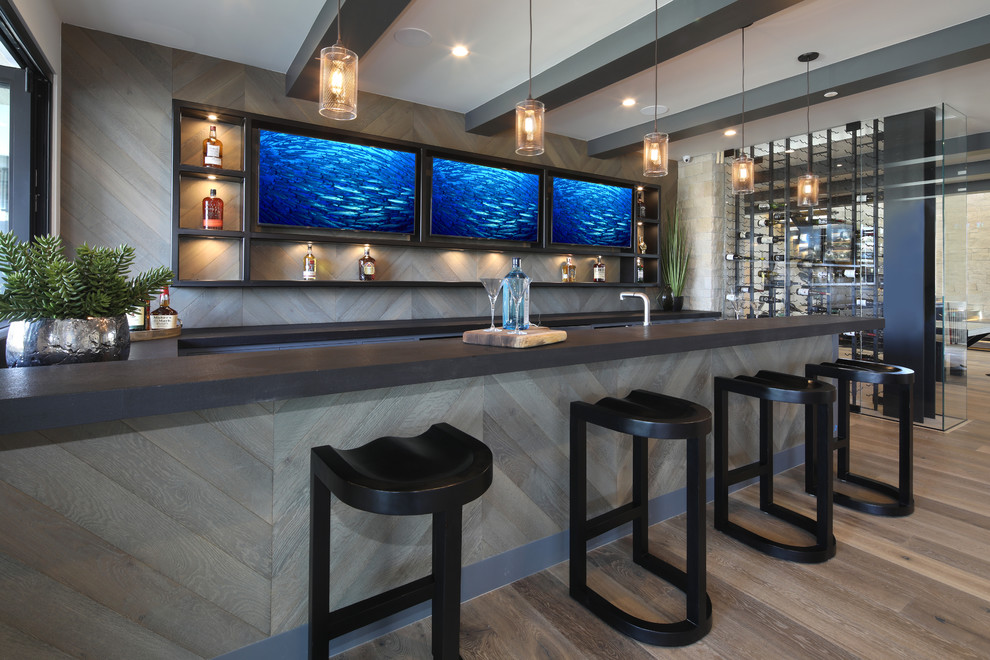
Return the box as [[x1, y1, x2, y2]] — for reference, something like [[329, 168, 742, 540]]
[[515, 99, 545, 156], [319, 45, 358, 120], [797, 172, 820, 207], [732, 153, 755, 195], [643, 132, 668, 177]]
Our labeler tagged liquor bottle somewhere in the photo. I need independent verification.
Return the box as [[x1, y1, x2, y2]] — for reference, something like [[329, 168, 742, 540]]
[[756, 235, 783, 244], [501, 257, 530, 330], [635, 257, 644, 283], [593, 255, 606, 282], [202, 189, 224, 230], [126, 303, 145, 331], [636, 189, 646, 217], [725, 252, 750, 261], [203, 125, 223, 168], [149, 286, 178, 330], [303, 242, 316, 280], [561, 256, 576, 283], [358, 246, 376, 281]]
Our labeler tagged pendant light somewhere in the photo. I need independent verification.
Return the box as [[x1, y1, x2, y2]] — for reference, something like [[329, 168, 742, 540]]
[[643, 0, 668, 177], [515, 0, 545, 156], [731, 26, 754, 195], [319, 0, 358, 120], [796, 52, 820, 207]]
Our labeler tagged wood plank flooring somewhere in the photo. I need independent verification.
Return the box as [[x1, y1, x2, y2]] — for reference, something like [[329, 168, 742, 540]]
[[334, 351, 990, 659]]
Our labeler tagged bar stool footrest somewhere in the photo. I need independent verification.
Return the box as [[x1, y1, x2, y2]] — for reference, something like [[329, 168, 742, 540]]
[[572, 551, 713, 647], [328, 575, 434, 639]]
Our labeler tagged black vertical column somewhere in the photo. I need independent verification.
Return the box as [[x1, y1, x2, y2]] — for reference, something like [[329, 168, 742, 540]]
[[883, 108, 936, 421]]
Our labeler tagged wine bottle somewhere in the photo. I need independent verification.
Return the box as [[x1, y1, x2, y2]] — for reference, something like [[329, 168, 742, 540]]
[[358, 246, 376, 281], [202, 189, 223, 230], [149, 286, 178, 330], [738, 285, 763, 293], [756, 235, 783, 244], [725, 252, 750, 261], [635, 257, 644, 283], [795, 287, 810, 296], [303, 242, 316, 280], [561, 256, 576, 283], [758, 295, 780, 303], [126, 304, 145, 331], [203, 125, 223, 168], [593, 255, 606, 282], [738, 231, 752, 239]]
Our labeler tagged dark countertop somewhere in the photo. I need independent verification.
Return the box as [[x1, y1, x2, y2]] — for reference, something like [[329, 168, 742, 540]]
[[0, 315, 882, 435]]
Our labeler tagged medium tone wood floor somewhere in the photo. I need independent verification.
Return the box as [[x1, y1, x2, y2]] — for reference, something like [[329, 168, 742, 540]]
[[336, 351, 990, 659]]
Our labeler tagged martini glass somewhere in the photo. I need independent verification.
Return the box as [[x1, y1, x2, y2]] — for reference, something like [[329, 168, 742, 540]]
[[506, 276, 531, 335], [480, 277, 503, 332]]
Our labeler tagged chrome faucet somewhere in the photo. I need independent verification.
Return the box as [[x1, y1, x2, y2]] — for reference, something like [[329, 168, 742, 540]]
[[619, 291, 651, 326]]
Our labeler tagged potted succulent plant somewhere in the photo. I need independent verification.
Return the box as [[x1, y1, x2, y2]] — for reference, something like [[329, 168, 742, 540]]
[[0, 231, 173, 367], [660, 206, 690, 312]]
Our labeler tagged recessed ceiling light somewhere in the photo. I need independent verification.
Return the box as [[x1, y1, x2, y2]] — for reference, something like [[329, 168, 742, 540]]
[[622, 98, 636, 107], [640, 104, 668, 116], [394, 27, 432, 47], [824, 90, 838, 98], [451, 45, 469, 57], [724, 128, 737, 137]]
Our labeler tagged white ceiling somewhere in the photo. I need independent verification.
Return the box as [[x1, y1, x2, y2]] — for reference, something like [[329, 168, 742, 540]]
[[50, 0, 990, 159]]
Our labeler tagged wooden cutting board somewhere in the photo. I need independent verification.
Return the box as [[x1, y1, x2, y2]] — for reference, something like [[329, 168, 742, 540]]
[[131, 328, 181, 341], [462, 326, 566, 348]]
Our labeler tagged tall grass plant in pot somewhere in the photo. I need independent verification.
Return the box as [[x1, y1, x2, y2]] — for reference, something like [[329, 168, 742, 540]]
[[661, 206, 690, 311]]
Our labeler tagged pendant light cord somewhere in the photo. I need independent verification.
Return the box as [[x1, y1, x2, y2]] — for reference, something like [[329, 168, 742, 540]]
[[653, 0, 658, 132], [336, 0, 342, 45], [740, 26, 745, 151], [805, 57, 811, 174], [528, 0, 533, 100]]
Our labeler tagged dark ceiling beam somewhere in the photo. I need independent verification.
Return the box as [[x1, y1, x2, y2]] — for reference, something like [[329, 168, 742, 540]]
[[464, 0, 805, 137], [588, 14, 990, 158], [285, 0, 413, 101]]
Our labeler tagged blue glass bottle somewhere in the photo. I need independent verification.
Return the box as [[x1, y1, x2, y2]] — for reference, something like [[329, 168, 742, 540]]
[[501, 257, 530, 330]]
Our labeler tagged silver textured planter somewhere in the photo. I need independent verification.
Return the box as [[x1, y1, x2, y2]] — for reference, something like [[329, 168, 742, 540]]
[[5, 315, 130, 367]]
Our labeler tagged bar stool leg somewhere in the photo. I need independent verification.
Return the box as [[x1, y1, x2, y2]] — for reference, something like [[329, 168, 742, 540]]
[[685, 432, 706, 628], [713, 381, 729, 531], [898, 382, 914, 510], [432, 508, 462, 660], [569, 413, 588, 596], [632, 435, 649, 562], [759, 398, 774, 513], [814, 402, 835, 556], [309, 473, 331, 660]]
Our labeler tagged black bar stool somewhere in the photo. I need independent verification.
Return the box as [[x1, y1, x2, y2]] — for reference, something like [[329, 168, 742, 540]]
[[570, 389, 713, 647], [309, 423, 493, 660], [805, 358, 915, 516], [714, 370, 836, 563]]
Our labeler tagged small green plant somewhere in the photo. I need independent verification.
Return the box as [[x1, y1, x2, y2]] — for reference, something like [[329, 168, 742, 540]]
[[0, 231, 173, 321], [661, 206, 690, 297]]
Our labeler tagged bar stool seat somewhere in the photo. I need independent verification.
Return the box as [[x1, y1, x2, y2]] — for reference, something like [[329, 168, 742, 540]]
[[806, 358, 915, 517], [714, 370, 837, 563], [570, 390, 713, 647], [309, 423, 493, 660]]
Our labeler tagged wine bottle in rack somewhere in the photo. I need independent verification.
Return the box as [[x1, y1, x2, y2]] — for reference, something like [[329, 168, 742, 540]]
[[303, 242, 317, 280], [593, 255, 606, 282], [758, 295, 781, 303], [795, 287, 810, 296], [358, 246, 376, 281], [725, 252, 750, 261], [756, 235, 784, 244], [738, 284, 763, 293], [757, 268, 777, 278], [202, 189, 223, 230], [738, 231, 752, 239], [203, 125, 223, 168]]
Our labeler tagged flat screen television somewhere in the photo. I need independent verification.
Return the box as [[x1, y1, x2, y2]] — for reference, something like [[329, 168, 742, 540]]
[[257, 128, 416, 233], [551, 176, 633, 248], [429, 157, 540, 242]]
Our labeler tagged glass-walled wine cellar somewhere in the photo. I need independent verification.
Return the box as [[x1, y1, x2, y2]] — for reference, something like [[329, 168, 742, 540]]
[[722, 107, 968, 430]]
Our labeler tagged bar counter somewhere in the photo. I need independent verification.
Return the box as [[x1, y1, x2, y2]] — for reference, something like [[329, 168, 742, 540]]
[[2, 314, 875, 434], [0, 315, 882, 658]]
